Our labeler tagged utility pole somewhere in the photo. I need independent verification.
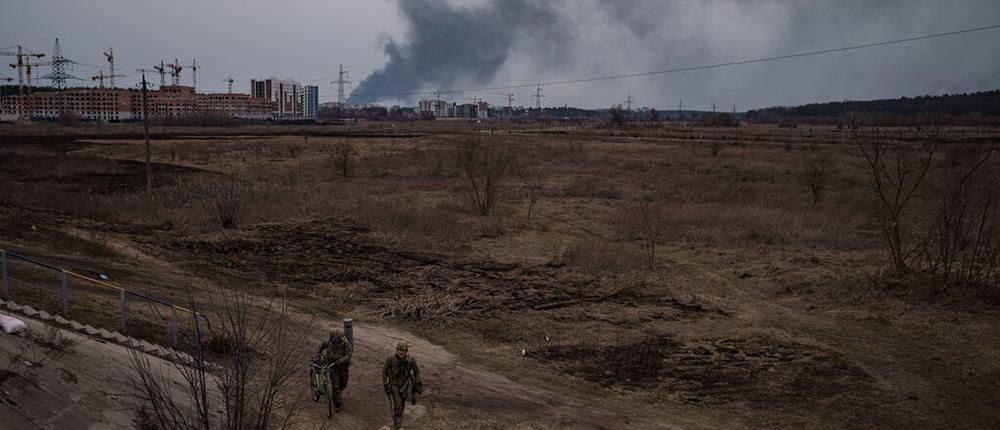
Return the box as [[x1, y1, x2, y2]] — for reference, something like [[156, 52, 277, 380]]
[[841, 99, 848, 143], [677, 99, 683, 121], [139, 70, 152, 194], [626, 94, 633, 114], [711, 102, 717, 113], [531, 84, 544, 119], [332, 64, 350, 106]]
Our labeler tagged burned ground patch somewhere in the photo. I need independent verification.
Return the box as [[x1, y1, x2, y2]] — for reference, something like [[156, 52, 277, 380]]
[[528, 336, 676, 389], [530, 335, 875, 407]]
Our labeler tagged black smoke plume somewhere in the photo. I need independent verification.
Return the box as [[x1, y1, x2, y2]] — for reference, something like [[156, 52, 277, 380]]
[[349, 0, 566, 103]]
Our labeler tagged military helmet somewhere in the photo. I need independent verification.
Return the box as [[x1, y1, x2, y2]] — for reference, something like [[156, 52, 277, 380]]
[[329, 328, 343, 339], [396, 341, 409, 352]]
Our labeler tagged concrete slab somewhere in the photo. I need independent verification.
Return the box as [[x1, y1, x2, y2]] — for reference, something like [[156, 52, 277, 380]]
[[0, 310, 200, 429]]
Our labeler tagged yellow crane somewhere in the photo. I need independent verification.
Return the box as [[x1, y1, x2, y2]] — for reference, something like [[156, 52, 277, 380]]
[[1, 46, 45, 120], [167, 58, 182, 86]]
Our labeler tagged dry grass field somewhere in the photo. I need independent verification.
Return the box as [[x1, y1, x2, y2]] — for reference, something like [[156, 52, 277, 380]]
[[1, 121, 999, 429]]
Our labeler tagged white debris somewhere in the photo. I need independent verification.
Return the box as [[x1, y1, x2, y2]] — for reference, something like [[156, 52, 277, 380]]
[[0, 314, 28, 336]]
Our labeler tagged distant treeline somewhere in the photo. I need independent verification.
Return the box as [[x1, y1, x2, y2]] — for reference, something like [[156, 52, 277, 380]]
[[747, 90, 1000, 126]]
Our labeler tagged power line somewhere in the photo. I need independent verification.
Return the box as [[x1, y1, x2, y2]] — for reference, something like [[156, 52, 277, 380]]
[[349, 22, 1000, 100]]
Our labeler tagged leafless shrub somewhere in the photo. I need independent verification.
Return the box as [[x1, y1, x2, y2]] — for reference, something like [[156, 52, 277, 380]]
[[9, 342, 48, 369], [203, 174, 254, 229], [619, 200, 671, 270], [453, 137, 516, 216], [801, 155, 830, 204], [857, 127, 938, 273], [921, 146, 1000, 288], [128, 289, 310, 430], [40, 325, 81, 353], [332, 141, 356, 180]]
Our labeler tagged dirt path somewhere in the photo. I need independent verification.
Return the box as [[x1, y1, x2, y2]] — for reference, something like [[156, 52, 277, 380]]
[[290, 317, 687, 430], [41, 228, 688, 429]]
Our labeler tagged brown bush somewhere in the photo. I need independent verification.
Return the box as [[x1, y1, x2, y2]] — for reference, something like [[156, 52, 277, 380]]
[[453, 137, 516, 216], [202, 174, 254, 229]]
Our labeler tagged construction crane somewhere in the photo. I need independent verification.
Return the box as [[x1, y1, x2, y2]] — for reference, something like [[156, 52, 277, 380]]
[[167, 58, 198, 91], [1, 45, 46, 120], [222, 74, 234, 94], [153, 60, 167, 87], [102, 47, 118, 89], [167, 59, 182, 86], [186, 59, 198, 92], [91, 69, 125, 89], [497, 93, 514, 117]]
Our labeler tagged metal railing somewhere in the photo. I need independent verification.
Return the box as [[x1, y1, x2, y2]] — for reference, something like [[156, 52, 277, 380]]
[[0, 248, 210, 349]]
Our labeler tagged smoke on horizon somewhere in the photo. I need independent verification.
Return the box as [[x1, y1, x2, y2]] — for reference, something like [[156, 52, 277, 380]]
[[350, 0, 1000, 109]]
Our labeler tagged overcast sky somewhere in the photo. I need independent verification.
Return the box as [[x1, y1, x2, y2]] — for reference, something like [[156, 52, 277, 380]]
[[2, 0, 1000, 110]]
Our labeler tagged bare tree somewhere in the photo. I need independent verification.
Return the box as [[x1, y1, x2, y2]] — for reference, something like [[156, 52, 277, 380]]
[[620, 200, 670, 270], [801, 155, 830, 204], [454, 137, 516, 216], [332, 142, 356, 180], [858, 127, 938, 273], [128, 289, 311, 430]]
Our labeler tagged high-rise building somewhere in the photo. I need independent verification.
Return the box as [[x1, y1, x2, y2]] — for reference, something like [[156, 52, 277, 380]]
[[250, 77, 313, 119], [302, 85, 319, 119]]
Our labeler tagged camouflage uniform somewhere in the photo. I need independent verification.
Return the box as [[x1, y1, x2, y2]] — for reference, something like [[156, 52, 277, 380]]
[[318, 329, 353, 409], [382, 342, 423, 430]]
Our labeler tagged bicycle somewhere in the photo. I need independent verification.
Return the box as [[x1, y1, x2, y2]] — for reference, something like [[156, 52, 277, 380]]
[[310, 358, 340, 418]]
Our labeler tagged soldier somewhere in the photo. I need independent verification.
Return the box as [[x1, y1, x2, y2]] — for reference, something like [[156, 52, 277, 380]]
[[382, 341, 423, 430], [316, 327, 353, 411]]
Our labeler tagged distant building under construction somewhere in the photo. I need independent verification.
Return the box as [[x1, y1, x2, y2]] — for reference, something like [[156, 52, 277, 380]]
[[2, 81, 315, 122], [419, 99, 490, 119]]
